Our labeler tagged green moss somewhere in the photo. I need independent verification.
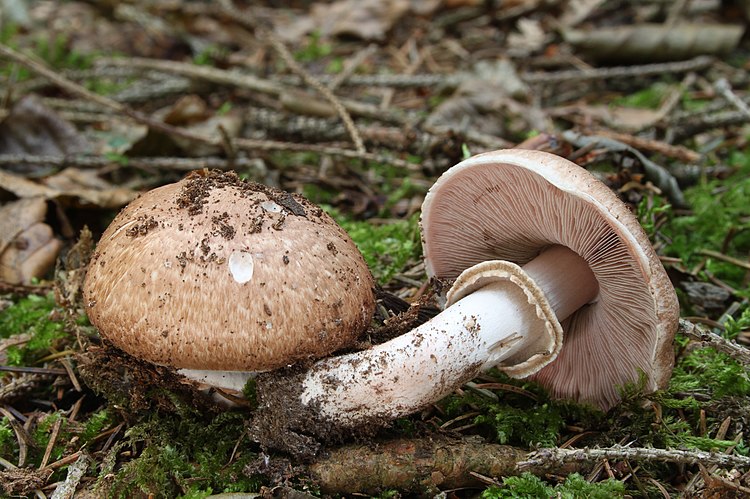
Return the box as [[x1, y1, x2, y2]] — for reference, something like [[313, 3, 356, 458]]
[[32, 413, 70, 465], [33, 32, 94, 70], [338, 214, 421, 285], [723, 306, 750, 340], [110, 411, 260, 497], [295, 32, 331, 62], [0, 418, 15, 459], [636, 195, 671, 240], [442, 371, 603, 448], [482, 473, 625, 498], [80, 409, 114, 445], [613, 83, 671, 109], [0, 293, 66, 365], [671, 347, 750, 399], [664, 152, 750, 291]]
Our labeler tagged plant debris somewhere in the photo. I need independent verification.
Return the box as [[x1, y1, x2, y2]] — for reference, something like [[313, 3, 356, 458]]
[[1, 0, 750, 496]]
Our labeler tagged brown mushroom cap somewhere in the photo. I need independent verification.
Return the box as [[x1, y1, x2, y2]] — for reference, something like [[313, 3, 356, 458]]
[[83, 171, 375, 372], [421, 149, 679, 409]]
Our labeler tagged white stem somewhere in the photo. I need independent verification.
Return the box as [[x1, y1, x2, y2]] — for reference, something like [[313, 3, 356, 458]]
[[178, 369, 256, 391], [300, 246, 598, 427]]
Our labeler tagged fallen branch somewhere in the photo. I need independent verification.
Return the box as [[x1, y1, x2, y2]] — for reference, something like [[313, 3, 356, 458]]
[[50, 452, 91, 499], [306, 436, 750, 495], [306, 437, 577, 495], [519, 445, 750, 471], [679, 319, 750, 368], [0, 154, 267, 172]]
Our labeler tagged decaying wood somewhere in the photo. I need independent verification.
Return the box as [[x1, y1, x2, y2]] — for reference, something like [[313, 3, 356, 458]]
[[307, 437, 579, 495]]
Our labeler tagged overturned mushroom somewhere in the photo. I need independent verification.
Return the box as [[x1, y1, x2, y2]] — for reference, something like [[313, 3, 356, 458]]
[[268, 149, 679, 430], [82, 171, 375, 393]]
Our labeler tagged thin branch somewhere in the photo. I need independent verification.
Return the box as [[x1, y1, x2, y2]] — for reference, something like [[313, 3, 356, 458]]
[[519, 445, 750, 471], [273, 55, 715, 88], [523, 56, 715, 84], [0, 154, 265, 171], [585, 129, 701, 163], [49, 452, 91, 499], [714, 78, 750, 118], [679, 319, 750, 368]]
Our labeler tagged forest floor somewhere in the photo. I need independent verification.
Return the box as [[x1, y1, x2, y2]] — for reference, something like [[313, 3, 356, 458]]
[[1, 1, 750, 497]]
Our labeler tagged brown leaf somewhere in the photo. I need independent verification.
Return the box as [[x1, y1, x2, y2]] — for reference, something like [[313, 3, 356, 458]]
[[0, 169, 137, 209], [277, 0, 410, 42], [0, 96, 88, 176], [0, 197, 61, 284]]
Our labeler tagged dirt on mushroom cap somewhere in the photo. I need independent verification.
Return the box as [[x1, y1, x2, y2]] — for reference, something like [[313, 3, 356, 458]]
[[83, 170, 376, 372]]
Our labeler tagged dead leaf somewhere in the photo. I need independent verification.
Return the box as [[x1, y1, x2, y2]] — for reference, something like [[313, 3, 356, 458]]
[[41, 168, 138, 208], [0, 169, 137, 209], [425, 60, 531, 136], [564, 23, 745, 63], [507, 18, 546, 56], [472, 59, 530, 101], [163, 95, 210, 126], [0, 198, 48, 255], [559, 0, 606, 28], [425, 79, 508, 137], [277, 0, 410, 42], [0, 198, 62, 284], [0, 96, 89, 176]]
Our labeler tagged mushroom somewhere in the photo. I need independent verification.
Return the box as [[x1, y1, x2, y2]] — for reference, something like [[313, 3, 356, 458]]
[[0, 197, 62, 284], [273, 149, 679, 429], [82, 171, 375, 392]]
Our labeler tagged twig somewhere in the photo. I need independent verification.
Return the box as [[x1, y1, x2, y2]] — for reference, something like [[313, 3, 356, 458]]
[[275, 56, 714, 89], [0, 281, 54, 296], [679, 319, 750, 368], [0, 366, 66, 375], [39, 418, 62, 469], [0, 406, 31, 467], [0, 44, 125, 112], [524, 56, 715, 84], [49, 452, 90, 499], [672, 110, 750, 142], [328, 44, 377, 91], [96, 57, 404, 124], [0, 374, 54, 404], [217, 0, 366, 154], [586, 129, 700, 163], [698, 249, 750, 271], [0, 154, 265, 172], [714, 78, 750, 118], [307, 437, 578, 495], [518, 445, 750, 471]]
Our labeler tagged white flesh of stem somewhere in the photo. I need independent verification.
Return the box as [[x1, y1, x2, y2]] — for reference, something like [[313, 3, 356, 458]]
[[178, 369, 255, 391]]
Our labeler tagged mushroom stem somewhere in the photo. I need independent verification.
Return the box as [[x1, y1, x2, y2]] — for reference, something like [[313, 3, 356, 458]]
[[299, 246, 599, 427], [522, 245, 599, 320]]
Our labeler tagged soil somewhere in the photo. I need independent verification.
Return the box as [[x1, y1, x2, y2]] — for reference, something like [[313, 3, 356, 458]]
[[76, 343, 222, 416]]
